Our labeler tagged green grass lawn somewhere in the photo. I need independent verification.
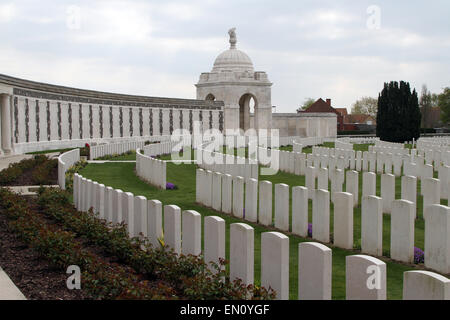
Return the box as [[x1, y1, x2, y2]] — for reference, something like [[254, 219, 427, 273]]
[[78, 146, 432, 300]]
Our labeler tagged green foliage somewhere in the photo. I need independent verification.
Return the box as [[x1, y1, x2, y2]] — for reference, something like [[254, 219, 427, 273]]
[[351, 96, 378, 117], [376, 81, 421, 142], [439, 87, 450, 125], [79, 146, 90, 157], [0, 188, 158, 300], [35, 188, 276, 300], [95, 150, 136, 161], [0, 155, 55, 185], [65, 159, 88, 193], [296, 97, 315, 112], [31, 158, 58, 185]]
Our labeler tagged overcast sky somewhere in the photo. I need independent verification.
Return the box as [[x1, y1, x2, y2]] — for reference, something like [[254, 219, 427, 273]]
[[0, 0, 449, 112]]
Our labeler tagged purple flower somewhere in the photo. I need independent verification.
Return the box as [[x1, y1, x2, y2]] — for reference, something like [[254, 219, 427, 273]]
[[308, 223, 312, 237], [414, 247, 424, 264], [166, 182, 176, 190]]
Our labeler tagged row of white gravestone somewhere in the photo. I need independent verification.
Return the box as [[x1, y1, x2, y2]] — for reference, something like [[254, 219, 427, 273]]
[[136, 149, 167, 189], [72, 172, 450, 299], [197, 166, 450, 274], [73, 173, 220, 265], [90, 140, 145, 160], [292, 137, 324, 153], [334, 140, 353, 151], [57, 148, 80, 190], [70, 172, 365, 300], [312, 144, 450, 178], [143, 139, 185, 157], [307, 166, 448, 213], [196, 148, 259, 182]]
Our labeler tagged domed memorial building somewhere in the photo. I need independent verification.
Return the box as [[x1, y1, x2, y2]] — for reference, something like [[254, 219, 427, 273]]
[[196, 28, 273, 132], [196, 28, 337, 136]]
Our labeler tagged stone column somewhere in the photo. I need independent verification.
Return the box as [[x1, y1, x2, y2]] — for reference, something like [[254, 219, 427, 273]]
[[1, 93, 12, 154]]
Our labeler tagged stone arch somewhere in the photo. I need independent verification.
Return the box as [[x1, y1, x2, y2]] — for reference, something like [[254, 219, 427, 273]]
[[239, 93, 258, 131], [205, 93, 216, 101]]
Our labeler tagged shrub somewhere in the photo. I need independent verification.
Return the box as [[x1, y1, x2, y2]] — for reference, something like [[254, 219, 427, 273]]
[[0, 188, 161, 299], [79, 144, 90, 157], [65, 160, 88, 193], [0, 155, 53, 185], [36, 187, 276, 300], [31, 158, 57, 185]]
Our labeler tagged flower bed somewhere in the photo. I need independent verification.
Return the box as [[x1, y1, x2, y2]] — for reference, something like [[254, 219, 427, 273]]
[[0, 155, 58, 186], [0, 187, 275, 300], [0, 188, 160, 299]]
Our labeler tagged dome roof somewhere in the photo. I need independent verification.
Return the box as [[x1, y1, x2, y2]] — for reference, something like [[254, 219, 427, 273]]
[[212, 48, 254, 73], [211, 28, 254, 73]]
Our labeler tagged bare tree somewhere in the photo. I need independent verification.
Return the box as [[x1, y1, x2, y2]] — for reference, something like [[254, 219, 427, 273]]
[[351, 97, 377, 117], [420, 84, 432, 128]]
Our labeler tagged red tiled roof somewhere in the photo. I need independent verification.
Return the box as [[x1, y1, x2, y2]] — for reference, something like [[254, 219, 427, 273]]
[[335, 108, 348, 116], [302, 98, 335, 113]]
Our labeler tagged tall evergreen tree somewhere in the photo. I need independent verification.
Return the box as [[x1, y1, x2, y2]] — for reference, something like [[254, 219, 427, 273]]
[[376, 81, 421, 142]]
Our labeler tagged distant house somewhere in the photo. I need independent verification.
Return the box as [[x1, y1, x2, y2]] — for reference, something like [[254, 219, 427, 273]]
[[301, 98, 345, 131], [343, 114, 376, 132], [344, 114, 376, 125]]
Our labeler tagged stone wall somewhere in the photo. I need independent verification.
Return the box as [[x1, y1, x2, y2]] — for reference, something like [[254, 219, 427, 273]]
[[0, 74, 224, 154], [251, 112, 337, 137]]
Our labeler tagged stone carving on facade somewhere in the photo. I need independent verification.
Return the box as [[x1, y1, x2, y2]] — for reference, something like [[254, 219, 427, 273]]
[[228, 28, 237, 49], [46, 101, 51, 141], [119, 107, 123, 137], [68, 103, 72, 140], [149, 108, 153, 136], [109, 106, 113, 138], [159, 109, 163, 135], [209, 111, 212, 129], [13, 87, 223, 110], [169, 109, 173, 134], [25, 99, 30, 142], [99, 106, 103, 138], [180, 109, 183, 130], [89, 105, 93, 139], [139, 108, 143, 136], [219, 111, 223, 132], [57, 102, 62, 140], [36, 100, 40, 142], [14, 97, 19, 143], [79, 104, 83, 139], [128, 108, 133, 136]]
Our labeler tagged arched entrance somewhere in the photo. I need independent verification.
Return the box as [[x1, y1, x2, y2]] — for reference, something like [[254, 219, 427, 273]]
[[205, 93, 216, 101], [239, 93, 257, 131]]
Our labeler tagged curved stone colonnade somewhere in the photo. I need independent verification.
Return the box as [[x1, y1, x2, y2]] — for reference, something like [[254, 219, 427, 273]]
[[0, 74, 224, 155]]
